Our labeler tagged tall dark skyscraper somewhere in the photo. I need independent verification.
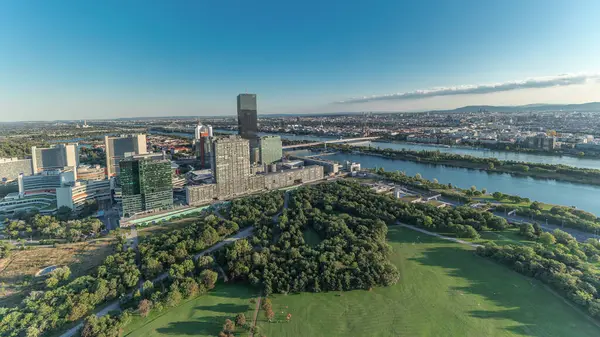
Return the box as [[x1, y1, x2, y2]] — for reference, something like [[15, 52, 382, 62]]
[[237, 94, 258, 140]]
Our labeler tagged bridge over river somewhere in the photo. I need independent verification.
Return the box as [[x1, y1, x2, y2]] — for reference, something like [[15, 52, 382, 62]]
[[282, 136, 381, 149]]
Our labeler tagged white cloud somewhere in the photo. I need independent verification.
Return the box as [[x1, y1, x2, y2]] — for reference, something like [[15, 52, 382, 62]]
[[335, 73, 600, 104]]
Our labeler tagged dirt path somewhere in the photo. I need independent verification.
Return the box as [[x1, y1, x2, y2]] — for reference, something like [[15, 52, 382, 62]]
[[249, 295, 262, 337]]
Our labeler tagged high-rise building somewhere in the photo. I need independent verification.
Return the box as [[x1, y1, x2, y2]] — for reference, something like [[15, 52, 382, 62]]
[[31, 144, 79, 173], [194, 122, 213, 167], [119, 155, 173, 217], [105, 134, 147, 177], [0, 158, 33, 182], [211, 136, 250, 197], [237, 94, 258, 140], [259, 136, 283, 165]]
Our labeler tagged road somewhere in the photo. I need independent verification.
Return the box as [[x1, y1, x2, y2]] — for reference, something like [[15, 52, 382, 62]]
[[58, 226, 254, 337]]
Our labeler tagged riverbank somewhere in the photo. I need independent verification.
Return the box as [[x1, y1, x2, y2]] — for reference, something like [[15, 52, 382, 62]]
[[334, 145, 600, 187]]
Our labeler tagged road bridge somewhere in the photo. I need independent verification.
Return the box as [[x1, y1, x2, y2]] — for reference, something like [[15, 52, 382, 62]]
[[282, 136, 381, 149]]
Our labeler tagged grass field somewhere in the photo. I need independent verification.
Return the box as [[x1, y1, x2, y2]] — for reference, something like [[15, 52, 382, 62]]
[[256, 227, 600, 337], [124, 284, 258, 337], [123, 227, 600, 337], [0, 239, 114, 307]]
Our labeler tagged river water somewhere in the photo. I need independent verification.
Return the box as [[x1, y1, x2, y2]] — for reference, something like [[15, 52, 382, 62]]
[[362, 141, 600, 169], [151, 130, 600, 214], [293, 149, 600, 216]]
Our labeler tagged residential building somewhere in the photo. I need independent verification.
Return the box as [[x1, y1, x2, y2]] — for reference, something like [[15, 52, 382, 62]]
[[105, 134, 148, 177], [525, 135, 556, 151], [31, 144, 79, 173], [119, 155, 173, 217], [259, 136, 283, 165], [186, 165, 323, 205], [211, 136, 250, 197], [0, 158, 32, 182]]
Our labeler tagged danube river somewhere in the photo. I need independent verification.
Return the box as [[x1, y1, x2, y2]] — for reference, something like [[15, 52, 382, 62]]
[[295, 149, 600, 216], [152, 130, 600, 214]]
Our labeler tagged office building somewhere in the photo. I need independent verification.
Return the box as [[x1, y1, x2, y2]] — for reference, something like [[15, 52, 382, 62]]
[[194, 122, 213, 167], [120, 156, 173, 217], [211, 136, 250, 197], [0, 158, 32, 182], [237, 94, 258, 140], [31, 144, 79, 173], [56, 179, 111, 211], [1, 168, 107, 216], [18, 169, 76, 194], [105, 134, 148, 177], [259, 136, 283, 165]]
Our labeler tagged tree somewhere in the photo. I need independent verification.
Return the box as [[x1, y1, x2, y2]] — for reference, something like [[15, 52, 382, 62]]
[[56, 206, 72, 221], [487, 217, 508, 231], [138, 299, 152, 317], [265, 308, 275, 321], [199, 269, 218, 290], [519, 223, 536, 240], [223, 319, 236, 334], [552, 229, 575, 245], [165, 284, 183, 307], [235, 313, 246, 327], [488, 162, 495, 169], [470, 185, 477, 192], [539, 232, 556, 245], [530, 201, 543, 211]]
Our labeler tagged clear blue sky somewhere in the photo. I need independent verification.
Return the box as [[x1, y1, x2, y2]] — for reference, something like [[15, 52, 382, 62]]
[[1, 0, 599, 121]]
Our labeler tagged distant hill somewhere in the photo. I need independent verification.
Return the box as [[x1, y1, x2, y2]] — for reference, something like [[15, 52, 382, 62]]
[[431, 102, 600, 113]]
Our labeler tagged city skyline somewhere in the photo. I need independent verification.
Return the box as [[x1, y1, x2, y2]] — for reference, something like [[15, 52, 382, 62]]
[[1, 1, 600, 121]]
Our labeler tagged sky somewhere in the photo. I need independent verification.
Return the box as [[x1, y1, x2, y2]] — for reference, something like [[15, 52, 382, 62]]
[[1, 0, 600, 121]]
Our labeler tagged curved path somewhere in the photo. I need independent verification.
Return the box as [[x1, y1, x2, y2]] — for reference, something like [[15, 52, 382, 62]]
[[58, 226, 254, 337]]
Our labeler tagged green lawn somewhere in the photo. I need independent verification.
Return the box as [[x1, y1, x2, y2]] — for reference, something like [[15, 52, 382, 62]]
[[124, 284, 258, 337], [256, 227, 600, 337]]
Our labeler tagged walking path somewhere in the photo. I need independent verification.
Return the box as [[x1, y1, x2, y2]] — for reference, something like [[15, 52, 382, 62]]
[[58, 226, 254, 337], [395, 223, 482, 248], [249, 295, 263, 337]]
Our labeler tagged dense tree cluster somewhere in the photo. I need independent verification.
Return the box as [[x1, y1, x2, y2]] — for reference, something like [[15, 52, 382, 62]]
[[0, 138, 48, 158], [477, 228, 600, 317], [79, 147, 105, 166], [3, 214, 103, 242], [138, 215, 240, 280], [495, 203, 600, 233], [0, 246, 139, 337], [226, 191, 284, 228], [80, 312, 130, 337]]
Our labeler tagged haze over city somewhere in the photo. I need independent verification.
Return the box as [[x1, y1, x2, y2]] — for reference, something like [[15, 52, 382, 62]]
[[1, 0, 600, 121]]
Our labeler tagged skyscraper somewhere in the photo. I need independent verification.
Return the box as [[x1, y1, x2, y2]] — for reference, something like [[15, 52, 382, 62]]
[[259, 136, 283, 165], [31, 144, 79, 173], [105, 134, 147, 177], [119, 155, 173, 217], [237, 94, 258, 140], [211, 136, 250, 197]]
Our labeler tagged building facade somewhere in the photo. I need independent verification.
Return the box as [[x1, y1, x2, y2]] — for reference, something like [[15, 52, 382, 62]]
[[56, 180, 111, 211], [0, 158, 32, 182], [259, 136, 283, 165], [119, 156, 173, 217], [211, 136, 251, 197], [186, 165, 324, 206], [237, 94, 258, 140], [31, 144, 79, 173], [105, 134, 148, 177]]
